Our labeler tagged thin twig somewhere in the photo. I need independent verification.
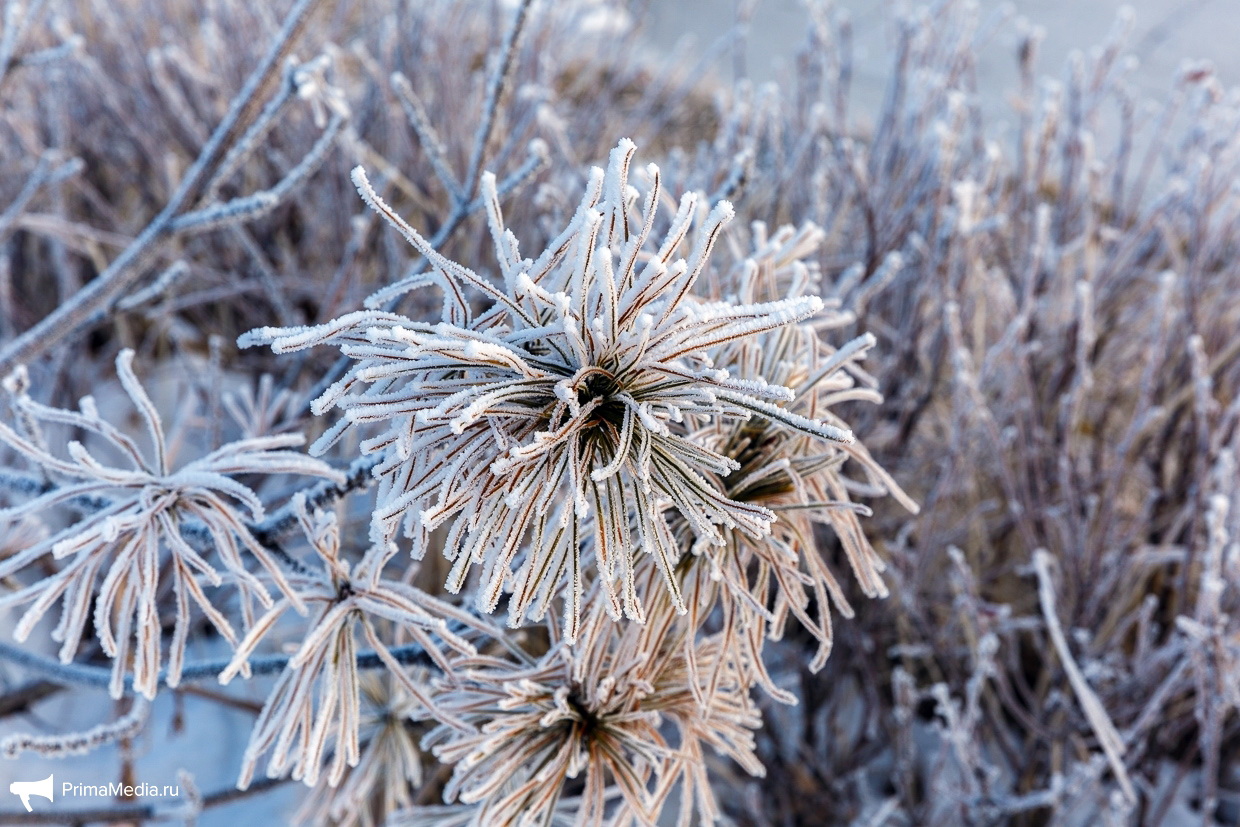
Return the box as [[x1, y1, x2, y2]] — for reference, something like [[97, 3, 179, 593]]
[[0, 637, 437, 695], [461, 0, 533, 201], [0, 680, 62, 718], [0, 0, 328, 377], [249, 453, 382, 543], [1032, 550, 1136, 804]]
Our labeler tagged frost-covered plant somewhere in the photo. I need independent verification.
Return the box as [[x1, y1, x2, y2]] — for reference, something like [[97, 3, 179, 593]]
[[419, 585, 763, 827], [685, 223, 919, 677], [693, 4, 1240, 822], [0, 350, 343, 698], [221, 134, 906, 825], [222, 495, 484, 789], [0, 57, 904, 814], [26, 0, 1240, 822], [294, 673, 429, 827], [243, 139, 858, 644], [0, 0, 904, 822]]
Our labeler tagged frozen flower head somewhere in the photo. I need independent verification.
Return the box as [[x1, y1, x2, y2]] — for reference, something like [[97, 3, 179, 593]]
[[421, 589, 763, 827], [0, 351, 345, 698], [680, 226, 919, 678], [243, 139, 854, 642]]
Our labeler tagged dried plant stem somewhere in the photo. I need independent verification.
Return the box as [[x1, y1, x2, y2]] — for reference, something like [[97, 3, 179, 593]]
[[0, 639, 436, 695], [0, 0, 327, 377], [2, 698, 148, 758], [462, 0, 532, 199], [1032, 550, 1135, 804], [250, 453, 381, 543]]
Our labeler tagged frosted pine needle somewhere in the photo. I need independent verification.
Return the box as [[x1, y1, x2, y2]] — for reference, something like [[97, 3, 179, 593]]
[[422, 591, 763, 827], [0, 350, 345, 699], [243, 139, 854, 641], [682, 231, 919, 677], [294, 673, 427, 827], [223, 495, 486, 790]]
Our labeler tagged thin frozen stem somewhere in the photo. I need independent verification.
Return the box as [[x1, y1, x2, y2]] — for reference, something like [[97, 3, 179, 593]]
[[230, 227, 299, 327], [461, 0, 533, 201], [0, 153, 81, 246], [1033, 550, 1135, 804], [2, 698, 148, 758], [391, 70, 462, 202], [0, 0, 327, 377], [250, 453, 382, 543], [171, 112, 345, 234], [0, 0, 47, 86], [0, 638, 438, 695], [205, 59, 303, 200]]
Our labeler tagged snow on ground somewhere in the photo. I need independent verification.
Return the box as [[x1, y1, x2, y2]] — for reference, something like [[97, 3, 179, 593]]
[[646, 0, 1240, 120]]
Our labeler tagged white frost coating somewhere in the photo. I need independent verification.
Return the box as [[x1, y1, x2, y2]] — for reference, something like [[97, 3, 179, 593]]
[[242, 139, 899, 647], [0, 351, 346, 700]]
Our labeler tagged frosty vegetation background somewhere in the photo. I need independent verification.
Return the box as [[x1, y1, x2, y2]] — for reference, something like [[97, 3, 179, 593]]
[[0, 0, 1238, 825]]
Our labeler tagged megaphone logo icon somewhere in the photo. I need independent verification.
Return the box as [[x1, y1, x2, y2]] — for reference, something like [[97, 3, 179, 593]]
[[9, 774, 54, 812]]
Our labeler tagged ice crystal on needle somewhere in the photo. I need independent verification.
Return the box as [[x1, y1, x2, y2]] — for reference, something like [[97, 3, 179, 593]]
[[243, 140, 854, 640]]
